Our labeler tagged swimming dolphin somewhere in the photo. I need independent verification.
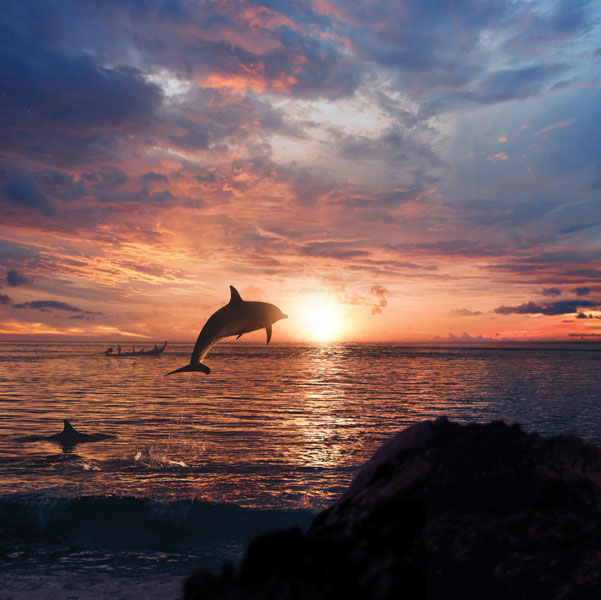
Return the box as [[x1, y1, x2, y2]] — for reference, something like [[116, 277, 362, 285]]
[[17, 420, 116, 451], [166, 285, 287, 376], [47, 420, 115, 447]]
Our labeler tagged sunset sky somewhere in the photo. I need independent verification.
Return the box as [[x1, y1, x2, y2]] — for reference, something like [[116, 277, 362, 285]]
[[1, 0, 600, 342]]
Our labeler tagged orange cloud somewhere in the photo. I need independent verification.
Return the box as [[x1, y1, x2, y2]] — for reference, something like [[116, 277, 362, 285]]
[[486, 152, 509, 162]]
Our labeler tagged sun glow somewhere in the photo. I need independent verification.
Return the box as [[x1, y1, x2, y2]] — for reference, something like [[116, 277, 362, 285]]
[[299, 299, 344, 342]]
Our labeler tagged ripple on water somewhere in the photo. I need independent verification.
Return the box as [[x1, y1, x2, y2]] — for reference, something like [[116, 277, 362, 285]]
[[1, 342, 600, 506]]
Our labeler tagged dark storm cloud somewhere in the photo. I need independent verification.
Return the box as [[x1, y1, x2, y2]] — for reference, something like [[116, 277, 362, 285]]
[[541, 287, 562, 297], [195, 172, 217, 183], [573, 287, 591, 296], [6, 269, 32, 287], [0, 23, 162, 166], [168, 115, 212, 150], [140, 172, 169, 185], [84, 167, 129, 189], [1, 175, 55, 216], [12, 300, 103, 315], [0, 240, 40, 262], [37, 170, 86, 201], [494, 299, 598, 316]]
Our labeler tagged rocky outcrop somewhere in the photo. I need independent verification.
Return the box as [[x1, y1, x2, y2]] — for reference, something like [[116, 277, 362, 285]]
[[185, 418, 601, 599]]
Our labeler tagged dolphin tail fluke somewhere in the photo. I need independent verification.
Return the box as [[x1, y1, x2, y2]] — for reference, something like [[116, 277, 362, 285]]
[[165, 363, 211, 376]]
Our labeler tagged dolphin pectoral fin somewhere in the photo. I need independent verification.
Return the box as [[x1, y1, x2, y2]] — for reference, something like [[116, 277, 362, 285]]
[[229, 285, 243, 304], [266, 324, 272, 344], [236, 333, 243, 340]]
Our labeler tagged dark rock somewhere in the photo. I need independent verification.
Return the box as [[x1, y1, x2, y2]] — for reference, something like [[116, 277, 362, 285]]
[[185, 419, 601, 599]]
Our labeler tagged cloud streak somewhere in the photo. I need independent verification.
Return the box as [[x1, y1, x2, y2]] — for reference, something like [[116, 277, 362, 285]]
[[494, 300, 599, 316], [12, 300, 103, 316]]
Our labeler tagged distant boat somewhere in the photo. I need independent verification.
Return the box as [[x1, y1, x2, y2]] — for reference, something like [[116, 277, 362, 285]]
[[104, 342, 167, 357]]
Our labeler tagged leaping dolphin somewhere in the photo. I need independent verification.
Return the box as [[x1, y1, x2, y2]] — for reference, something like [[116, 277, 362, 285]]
[[166, 285, 287, 376]]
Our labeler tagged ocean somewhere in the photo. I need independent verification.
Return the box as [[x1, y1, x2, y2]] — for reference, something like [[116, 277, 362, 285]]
[[1, 341, 601, 599]]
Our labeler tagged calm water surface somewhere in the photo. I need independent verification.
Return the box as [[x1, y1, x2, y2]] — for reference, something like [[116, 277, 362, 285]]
[[1, 342, 600, 597]]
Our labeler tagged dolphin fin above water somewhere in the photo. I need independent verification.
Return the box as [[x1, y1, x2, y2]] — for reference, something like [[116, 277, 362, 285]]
[[18, 419, 115, 452], [229, 286, 243, 304], [166, 285, 287, 376], [47, 420, 115, 446], [49, 420, 79, 441]]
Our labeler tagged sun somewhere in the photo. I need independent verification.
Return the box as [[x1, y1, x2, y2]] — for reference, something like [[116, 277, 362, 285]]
[[300, 300, 344, 342]]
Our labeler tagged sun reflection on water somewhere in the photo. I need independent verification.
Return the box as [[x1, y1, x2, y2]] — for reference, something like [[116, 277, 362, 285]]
[[1, 342, 601, 509]]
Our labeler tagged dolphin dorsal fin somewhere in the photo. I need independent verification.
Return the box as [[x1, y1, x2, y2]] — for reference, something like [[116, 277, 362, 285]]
[[63, 420, 77, 434], [229, 286, 243, 304]]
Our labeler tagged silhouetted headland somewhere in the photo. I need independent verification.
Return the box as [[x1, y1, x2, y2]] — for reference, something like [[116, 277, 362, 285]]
[[185, 418, 601, 599]]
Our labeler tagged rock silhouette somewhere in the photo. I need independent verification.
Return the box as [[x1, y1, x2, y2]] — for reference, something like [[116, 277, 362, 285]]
[[185, 418, 601, 599]]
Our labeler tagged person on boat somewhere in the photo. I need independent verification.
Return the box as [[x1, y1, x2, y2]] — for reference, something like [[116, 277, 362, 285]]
[[154, 344, 159, 352], [106, 347, 113, 355], [117, 345, 121, 355]]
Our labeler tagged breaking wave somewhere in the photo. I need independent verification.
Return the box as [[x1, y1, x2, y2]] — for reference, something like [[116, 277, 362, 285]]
[[0, 494, 314, 553]]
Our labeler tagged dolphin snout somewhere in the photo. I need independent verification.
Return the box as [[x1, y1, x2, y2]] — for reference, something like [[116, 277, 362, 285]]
[[282, 314, 288, 319]]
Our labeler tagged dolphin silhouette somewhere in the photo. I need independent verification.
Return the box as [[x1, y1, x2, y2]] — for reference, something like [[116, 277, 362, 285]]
[[17, 420, 115, 451], [47, 420, 115, 447], [166, 285, 287, 375]]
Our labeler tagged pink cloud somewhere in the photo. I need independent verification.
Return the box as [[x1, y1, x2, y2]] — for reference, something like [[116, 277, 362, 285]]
[[532, 119, 576, 136], [486, 152, 509, 162]]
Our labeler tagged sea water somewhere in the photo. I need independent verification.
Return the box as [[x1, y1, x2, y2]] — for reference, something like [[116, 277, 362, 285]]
[[1, 341, 600, 598]]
